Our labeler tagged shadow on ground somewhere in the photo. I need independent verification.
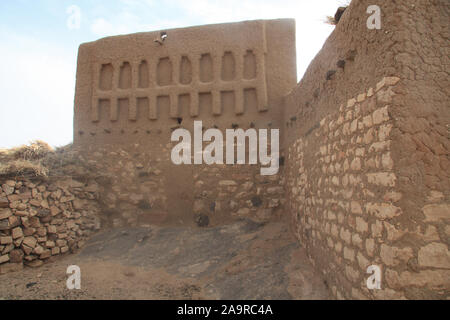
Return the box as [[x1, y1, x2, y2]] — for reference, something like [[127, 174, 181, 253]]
[[0, 219, 329, 300]]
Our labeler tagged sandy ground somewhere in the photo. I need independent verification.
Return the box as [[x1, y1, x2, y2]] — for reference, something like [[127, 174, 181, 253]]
[[0, 219, 329, 300]]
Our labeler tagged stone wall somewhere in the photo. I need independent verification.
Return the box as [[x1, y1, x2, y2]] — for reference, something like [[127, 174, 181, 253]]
[[3, 0, 448, 299], [193, 163, 285, 225], [284, 0, 449, 299], [286, 77, 413, 299], [74, 144, 284, 228], [0, 177, 101, 274]]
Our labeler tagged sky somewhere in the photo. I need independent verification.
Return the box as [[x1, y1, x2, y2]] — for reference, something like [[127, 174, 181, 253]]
[[0, 0, 347, 149]]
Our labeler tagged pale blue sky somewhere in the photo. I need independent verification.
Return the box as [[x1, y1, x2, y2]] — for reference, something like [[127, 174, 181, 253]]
[[0, 0, 346, 148]]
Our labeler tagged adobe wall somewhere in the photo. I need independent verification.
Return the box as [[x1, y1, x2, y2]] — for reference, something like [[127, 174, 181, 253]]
[[74, 19, 296, 146], [73, 19, 295, 223], [284, 0, 449, 299]]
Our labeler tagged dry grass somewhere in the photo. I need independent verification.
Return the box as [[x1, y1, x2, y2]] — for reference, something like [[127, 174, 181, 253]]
[[324, 1, 350, 26], [8, 140, 54, 161], [0, 141, 79, 178], [0, 159, 49, 177], [324, 16, 337, 26], [0, 141, 53, 177]]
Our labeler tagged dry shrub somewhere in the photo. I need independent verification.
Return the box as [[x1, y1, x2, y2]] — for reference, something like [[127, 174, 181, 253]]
[[0, 141, 75, 178], [0, 159, 49, 177], [11, 140, 54, 161], [324, 16, 337, 25]]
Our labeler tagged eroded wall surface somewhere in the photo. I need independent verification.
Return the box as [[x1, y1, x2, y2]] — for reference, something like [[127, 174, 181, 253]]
[[284, 0, 449, 299], [74, 19, 296, 146], [73, 19, 295, 224]]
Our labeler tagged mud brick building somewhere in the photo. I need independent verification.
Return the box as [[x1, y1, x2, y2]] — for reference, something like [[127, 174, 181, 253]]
[[0, 0, 448, 300]]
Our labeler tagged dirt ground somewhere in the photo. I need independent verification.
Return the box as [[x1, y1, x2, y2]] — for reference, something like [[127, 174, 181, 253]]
[[0, 219, 329, 300]]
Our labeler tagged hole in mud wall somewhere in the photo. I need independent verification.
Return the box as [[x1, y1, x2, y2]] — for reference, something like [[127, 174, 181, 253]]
[[119, 62, 132, 89], [221, 51, 235, 81], [199, 53, 213, 83], [179, 56, 192, 85], [243, 50, 257, 80], [138, 171, 149, 178], [251, 196, 262, 207], [99, 64, 114, 90], [138, 200, 152, 210], [157, 57, 173, 86], [138, 60, 149, 88]]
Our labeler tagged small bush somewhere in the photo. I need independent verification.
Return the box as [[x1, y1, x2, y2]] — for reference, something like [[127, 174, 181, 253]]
[[0, 159, 49, 177], [11, 140, 54, 161]]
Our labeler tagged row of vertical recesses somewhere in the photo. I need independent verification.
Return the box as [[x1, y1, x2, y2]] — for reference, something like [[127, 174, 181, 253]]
[[94, 88, 258, 122], [97, 50, 257, 90]]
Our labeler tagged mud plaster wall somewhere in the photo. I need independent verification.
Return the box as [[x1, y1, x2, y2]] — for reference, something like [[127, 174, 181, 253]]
[[74, 19, 296, 145], [284, 0, 449, 299], [73, 19, 295, 222]]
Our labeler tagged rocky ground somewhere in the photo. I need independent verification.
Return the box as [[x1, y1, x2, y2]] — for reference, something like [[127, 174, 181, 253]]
[[0, 219, 329, 300]]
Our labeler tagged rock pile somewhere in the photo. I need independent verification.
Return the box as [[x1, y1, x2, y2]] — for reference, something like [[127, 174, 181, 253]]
[[0, 178, 101, 274]]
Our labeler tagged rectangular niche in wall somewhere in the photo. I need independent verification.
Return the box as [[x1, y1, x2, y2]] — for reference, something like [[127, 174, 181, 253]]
[[119, 62, 132, 89], [99, 64, 113, 91], [244, 88, 258, 113], [221, 91, 235, 116], [178, 94, 190, 118], [157, 57, 173, 86], [179, 56, 192, 85], [94, 99, 110, 122], [199, 92, 213, 117], [117, 98, 130, 122], [156, 95, 170, 120], [243, 50, 257, 80], [221, 52, 235, 81], [137, 97, 149, 120], [200, 54, 213, 83], [138, 60, 149, 88]]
